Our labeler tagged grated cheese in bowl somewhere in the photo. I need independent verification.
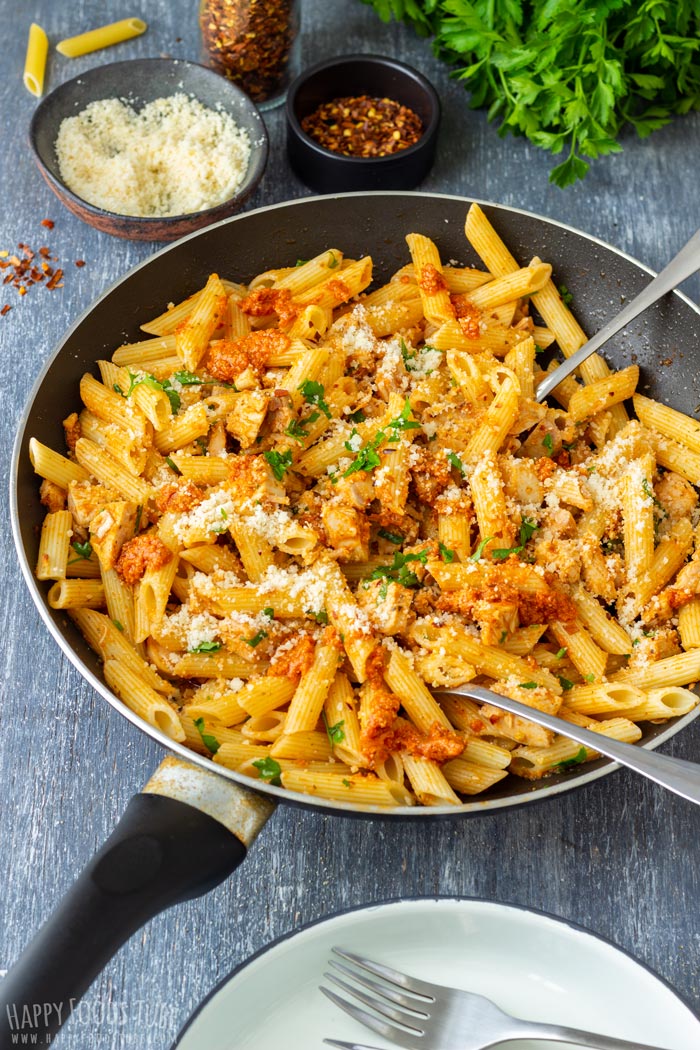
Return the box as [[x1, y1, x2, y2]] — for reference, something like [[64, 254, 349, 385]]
[[54, 93, 252, 218]]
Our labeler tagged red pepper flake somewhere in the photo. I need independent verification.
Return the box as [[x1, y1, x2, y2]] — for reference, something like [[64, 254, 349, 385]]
[[0, 222, 65, 314], [301, 94, 423, 158], [75, 259, 86, 268]]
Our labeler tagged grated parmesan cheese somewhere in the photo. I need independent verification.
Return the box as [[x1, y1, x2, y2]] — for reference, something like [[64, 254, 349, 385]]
[[55, 94, 252, 218]]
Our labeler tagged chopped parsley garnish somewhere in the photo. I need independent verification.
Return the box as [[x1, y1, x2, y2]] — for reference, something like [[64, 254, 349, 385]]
[[446, 451, 465, 474], [439, 542, 456, 563], [343, 432, 383, 477], [68, 539, 93, 564], [367, 549, 428, 596], [285, 418, 313, 443], [253, 757, 282, 786], [114, 370, 180, 413], [500, 629, 508, 643], [212, 507, 229, 534], [245, 629, 269, 647], [555, 647, 567, 660], [400, 337, 416, 366], [327, 251, 339, 269], [134, 505, 143, 534], [386, 398, 421, 440], [642, 477, 667, 515], [542, 432, 554, 454], [112, 620, 124, 632], [189, 640, 222, 654], [308, 609, 329, 624], [470, 536, 495, 562], [491, 518, 539, 561], [378, 528, 404, 545], [193, 717, 220, 755], [322, 711, 345, 746], [519, 681, 539, 689], [558, 284, 574, 308], [558, 676, 574, 691], [295, 258, 308, 267], [342, 778, 352, 788], [195, 437, 209, 454], [298, 379, 331, 419], [165, 456, 182, 476], [555, 746, 588, 772], [584, 673, 596, 683], [263, 607, 275, 619], [346, 408, 366, 424], [264, 448, 293, 481], [173, 370, 205, 386]]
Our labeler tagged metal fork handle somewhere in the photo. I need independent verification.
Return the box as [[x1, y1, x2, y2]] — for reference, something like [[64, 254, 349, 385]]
[[515, 1021, 675, 1050], [436, 684, 700, 806], [535, 226, 700, 402]]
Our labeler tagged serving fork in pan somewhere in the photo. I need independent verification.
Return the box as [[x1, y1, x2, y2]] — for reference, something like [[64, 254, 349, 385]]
[[321, 948, 675, 1050]]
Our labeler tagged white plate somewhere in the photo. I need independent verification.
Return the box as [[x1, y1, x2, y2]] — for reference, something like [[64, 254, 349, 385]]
[[173, 898, 700, 1049]]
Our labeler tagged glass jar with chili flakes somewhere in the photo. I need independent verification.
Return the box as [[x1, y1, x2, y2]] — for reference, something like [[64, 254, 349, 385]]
[[200, 0, 300, 110]]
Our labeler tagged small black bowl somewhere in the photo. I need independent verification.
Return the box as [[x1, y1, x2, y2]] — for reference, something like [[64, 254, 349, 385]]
[[29, 58, 269, 242], [286, 54, 440, 192]]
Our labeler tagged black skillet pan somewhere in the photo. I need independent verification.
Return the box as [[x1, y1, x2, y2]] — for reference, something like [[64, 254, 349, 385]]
[[5, 192, 700, 1046]]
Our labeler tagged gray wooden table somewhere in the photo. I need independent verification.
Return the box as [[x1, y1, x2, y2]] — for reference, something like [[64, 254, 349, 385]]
[[2, 2, 700, 1046]]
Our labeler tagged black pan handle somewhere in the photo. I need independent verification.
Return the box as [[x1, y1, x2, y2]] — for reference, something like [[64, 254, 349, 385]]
[[0, 758, 275, 1048]]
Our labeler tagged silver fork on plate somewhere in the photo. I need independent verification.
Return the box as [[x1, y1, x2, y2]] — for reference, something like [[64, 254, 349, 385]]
[[321, 948, 675, 1050]]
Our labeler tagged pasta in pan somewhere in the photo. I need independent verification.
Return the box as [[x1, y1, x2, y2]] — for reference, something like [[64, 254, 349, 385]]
[[31, 205, 700, 807]]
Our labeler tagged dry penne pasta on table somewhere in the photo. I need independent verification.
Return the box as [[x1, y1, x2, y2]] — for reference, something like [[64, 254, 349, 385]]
[[31, 204, 700, 808]]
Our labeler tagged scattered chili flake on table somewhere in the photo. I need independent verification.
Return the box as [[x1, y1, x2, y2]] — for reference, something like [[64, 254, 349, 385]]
[[301, 95, 423, 158], [0, 221, 73, 317]]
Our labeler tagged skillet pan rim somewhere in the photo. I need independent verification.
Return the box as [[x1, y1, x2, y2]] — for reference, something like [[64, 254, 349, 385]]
[[11, 190, 700, 818]]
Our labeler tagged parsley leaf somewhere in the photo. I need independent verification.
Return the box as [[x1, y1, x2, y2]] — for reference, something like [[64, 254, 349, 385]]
[[342, 778, 352, 788], [295, 258, 308, 267], [470, 535, 495, 562], [558, 676, 574, 691], [378, 528, 404, 544], [189, 640, 222, 654], [263, 607, 275, 619], [343, 432, 383, 477], [519, 681, 539, 689], [446, 451, 465, 474], [285, 418, 312, 443], [322, 711, 345, 745], [386, 398, 421, 440], [193, 717, 220, 755], [327, 251, 339, 269], [173, 369, 205, 386], [308, 609, 329, 624], [165, 456, 182, 476], [439, 542, 456, 563], [253, 757, 282, 786], [264, 449, 293, 481], [112, 619, 124, 632], [542, 433, 554, 454], [347, 408, 366, 424], [68, 539, 93, 564], [555, 647, 567, 659], [298, 379, 331, 419], [114, 370, 180, 413], [245, 629, 269, 647], [555, 746, 588, 772], [558, 284, 574, 307], [367, 549, 428, 591]]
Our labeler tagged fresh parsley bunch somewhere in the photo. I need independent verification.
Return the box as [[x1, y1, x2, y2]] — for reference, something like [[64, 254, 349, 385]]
[[360, 0, 700, 186]]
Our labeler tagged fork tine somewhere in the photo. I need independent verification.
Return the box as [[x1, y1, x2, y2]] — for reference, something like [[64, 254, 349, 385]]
[[323, 1042, 385, 1049], [323, 1041, 385, 1049], [324, 973, 425, 1031], [330, 960, 430, 1013], [332, 947, 437, 998], [319, 986, 420, 1050]]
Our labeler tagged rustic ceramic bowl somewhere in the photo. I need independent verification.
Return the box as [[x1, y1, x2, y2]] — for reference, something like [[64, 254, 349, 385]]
[[286, 53, 441, 192], [29, 58, 269, 242]]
